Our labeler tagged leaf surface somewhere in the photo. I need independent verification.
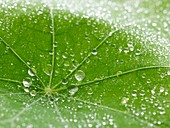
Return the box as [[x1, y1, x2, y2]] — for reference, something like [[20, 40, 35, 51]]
[[0, 0, 170, 127]]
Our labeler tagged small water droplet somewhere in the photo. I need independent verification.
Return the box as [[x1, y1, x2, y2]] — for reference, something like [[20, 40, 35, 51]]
[[92, 49, 97, 55], [160, 87, 164, 93], [27, 61, 31, 65], [151, 89, 155, 95], [17, 84, 21, 88], [23, 77, 32, 87], [87, 89, 93, 95], [116, 71, 122, 76], [147, 79, 151, 84], [152, 22, 157, 27], [128, 42, 134, 51], [43, 64, 52, 76], [88, 124, 93, 127], [49, 51, 54, 55], [30, 90, 36, 97], [62, 55, 67, 59], [64, 61, 70, 67], [53, 41, 58, 47], [124, 48, 129, 53], [167, 71, 170, 75], [121, 97, 129, 105], [127, 42, 133, 47], [69, 86, 78, 95], [24, 88, 29, 93], [62, 79, 68, 85], [132, 93, 137, 97], [129, 46, 134, 51], [75, 70, 85, 81], [135, 49, 141, 56], [86, 58, 91, 63], [109, 31, 113, 36]]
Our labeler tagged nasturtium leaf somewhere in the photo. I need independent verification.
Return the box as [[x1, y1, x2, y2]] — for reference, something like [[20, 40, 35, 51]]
[[0, 0, 170, 127]]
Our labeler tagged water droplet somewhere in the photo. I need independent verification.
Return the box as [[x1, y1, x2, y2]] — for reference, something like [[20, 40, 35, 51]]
[[62, 79, 68, 85], [109, 31, 113, 36], [86, 58, 91, 63], [30, 90, 36, 97], [167, 71, 170, 75], [62, 55, 67, 59], [141, 104, 146, 110], [127, 42, 133, 47], [121, 97, 129, 105], [92, 49, 97, 55], [75, 70, 85, 81], [132, 93, 137, 97], [151, 88, 155, 95], [43, 64, 52, 76], [135, 49, 141, 56], [88, 124, 93, 127], [116, 71, 122, 76], [49, 51, 54, 55], [28, 69, 35, 76], [146, 79, 151, 84], [53, 41, 58, 47], [64, 61, 70, 67], [24, 88, 29, 93], [129, 46, 134, 51], [17, 84, 21, 88], [152, 22, 157, 27], [23, 77, 32, 87], [160, 87, 164, 93], [124, 48, 129, 53], [128, 42, 134, 51], [87, 88, 93, 95], [69, 86, 78, 95]]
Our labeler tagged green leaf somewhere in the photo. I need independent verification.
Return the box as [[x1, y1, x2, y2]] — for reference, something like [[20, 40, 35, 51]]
[[0, 0, 170, 127]]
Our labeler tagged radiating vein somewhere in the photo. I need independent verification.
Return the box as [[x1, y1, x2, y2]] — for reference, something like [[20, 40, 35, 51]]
[[71, 65, 170, 87], [0, 96, 42, 124], [0, 77, 44, 91], [0, 91, 44, 96], [59, 94, 158, 128], [50, 95, 65, 123], [52, 24, 132, 89], [0, 37, 46, 88], [49, 9, 55, 87], [0, 77, 22, 84], [0, 92, 29, 96]]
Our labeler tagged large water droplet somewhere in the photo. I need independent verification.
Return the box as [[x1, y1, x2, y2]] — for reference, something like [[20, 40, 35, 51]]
[[23, 77, 32, 87], [28, 69, 35, 76], [69, 86, 78, 95], [75, 70, 85, 81]]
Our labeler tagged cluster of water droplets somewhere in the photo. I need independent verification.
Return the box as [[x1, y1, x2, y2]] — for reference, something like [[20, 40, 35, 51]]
[[120, 71, 170, 126], [21, 68, 38, 97]]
